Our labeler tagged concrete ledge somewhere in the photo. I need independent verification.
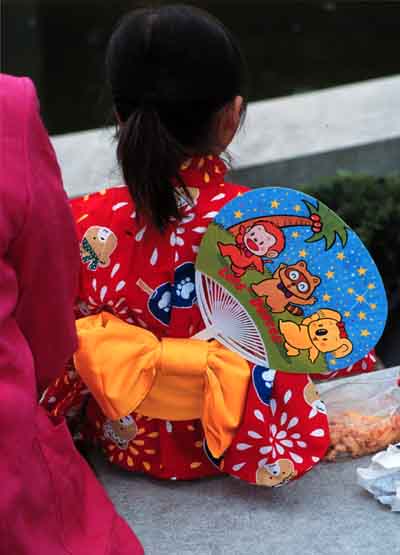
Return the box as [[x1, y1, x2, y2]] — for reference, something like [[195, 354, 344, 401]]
[[51, 74, 400, 197], [230, 75, 400, 169], [230, 136, 400, 188], [229, 74, 400, 186], [51, 127, 120, 198]]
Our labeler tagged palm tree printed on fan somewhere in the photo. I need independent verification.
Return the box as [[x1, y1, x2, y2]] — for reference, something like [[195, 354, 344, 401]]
[[303, 199, 348, 250]]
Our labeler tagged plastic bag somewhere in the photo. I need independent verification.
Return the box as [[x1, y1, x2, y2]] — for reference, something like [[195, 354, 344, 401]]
[[318, 366, 400, 461], [357, 443, 400, 511]]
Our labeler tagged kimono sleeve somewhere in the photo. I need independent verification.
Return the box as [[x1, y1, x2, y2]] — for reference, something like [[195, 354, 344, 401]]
[[8, 77, 80, 393]]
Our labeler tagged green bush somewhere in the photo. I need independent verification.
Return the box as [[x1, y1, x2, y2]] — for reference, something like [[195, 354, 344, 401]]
[[301, 173, 400, 313]]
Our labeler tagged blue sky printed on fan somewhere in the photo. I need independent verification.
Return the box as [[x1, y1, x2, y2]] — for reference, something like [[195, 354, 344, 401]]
[[215, 187, 387, 370]]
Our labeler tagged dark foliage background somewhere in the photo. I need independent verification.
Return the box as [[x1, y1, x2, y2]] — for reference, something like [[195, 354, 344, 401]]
[[302, 174, 400, 364], [3, 1, 400, 134]]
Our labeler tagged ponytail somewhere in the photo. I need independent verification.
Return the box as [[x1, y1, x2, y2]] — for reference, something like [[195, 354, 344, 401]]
[[116, 106, 187, 232], [107, 6, 247, 231]]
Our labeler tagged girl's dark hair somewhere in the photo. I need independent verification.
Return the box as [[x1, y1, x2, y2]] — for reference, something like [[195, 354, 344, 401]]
[[106, 5, 247, 231]]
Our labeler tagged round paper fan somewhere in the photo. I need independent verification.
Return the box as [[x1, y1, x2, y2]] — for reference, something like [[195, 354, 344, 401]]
[[194, 271, 269, 366], [194, 186, 387, 374]]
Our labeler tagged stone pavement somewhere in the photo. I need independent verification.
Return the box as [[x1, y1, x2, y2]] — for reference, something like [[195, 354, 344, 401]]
[[91, 450, 398, 555]]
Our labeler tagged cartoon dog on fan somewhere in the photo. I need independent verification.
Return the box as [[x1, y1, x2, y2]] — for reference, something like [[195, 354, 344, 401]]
[[279, 309, 353, 363]]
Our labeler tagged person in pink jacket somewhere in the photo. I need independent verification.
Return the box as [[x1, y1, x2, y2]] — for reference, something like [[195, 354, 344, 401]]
[[0, 74, 143, 555]]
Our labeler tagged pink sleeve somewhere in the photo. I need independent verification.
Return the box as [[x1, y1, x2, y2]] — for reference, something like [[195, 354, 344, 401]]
[[1, 75, 79, 394]]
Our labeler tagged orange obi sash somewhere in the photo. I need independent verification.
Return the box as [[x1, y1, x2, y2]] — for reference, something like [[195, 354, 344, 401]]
[[74, 312, 250, 457]]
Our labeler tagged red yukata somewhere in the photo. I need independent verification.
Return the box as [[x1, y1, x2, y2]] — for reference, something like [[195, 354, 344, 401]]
[[0, 75, 143, 555], [42, 154, 375, 487]]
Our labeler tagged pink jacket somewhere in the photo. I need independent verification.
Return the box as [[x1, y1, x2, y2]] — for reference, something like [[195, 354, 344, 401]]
[[0, 75, 143, 555]]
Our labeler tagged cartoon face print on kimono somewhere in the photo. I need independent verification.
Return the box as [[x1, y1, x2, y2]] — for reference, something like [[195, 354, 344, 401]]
[[256, 458, 298, 487], [80, 226, 118, 271], [103, 415, 138, 449], [303, 380, 327, 419]]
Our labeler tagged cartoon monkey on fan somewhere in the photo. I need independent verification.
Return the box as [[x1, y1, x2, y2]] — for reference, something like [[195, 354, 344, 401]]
[[218, 213, 322, 277]]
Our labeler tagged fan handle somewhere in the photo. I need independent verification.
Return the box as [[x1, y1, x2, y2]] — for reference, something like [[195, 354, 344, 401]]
[[192, 325, 218, 341]]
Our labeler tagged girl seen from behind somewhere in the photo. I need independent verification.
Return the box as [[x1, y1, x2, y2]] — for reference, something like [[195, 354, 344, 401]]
[[43, 5, 375, 487]]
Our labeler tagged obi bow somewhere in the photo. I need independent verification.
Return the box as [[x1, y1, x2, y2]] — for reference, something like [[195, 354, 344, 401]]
[[74, 312, 250, 458]]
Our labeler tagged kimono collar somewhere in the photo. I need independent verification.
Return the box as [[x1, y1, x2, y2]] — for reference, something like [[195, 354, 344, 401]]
[[177, 155, 227, 188]]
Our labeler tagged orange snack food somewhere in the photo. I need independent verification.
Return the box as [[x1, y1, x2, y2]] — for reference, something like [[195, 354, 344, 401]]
[[325, 411, 400, 461]]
